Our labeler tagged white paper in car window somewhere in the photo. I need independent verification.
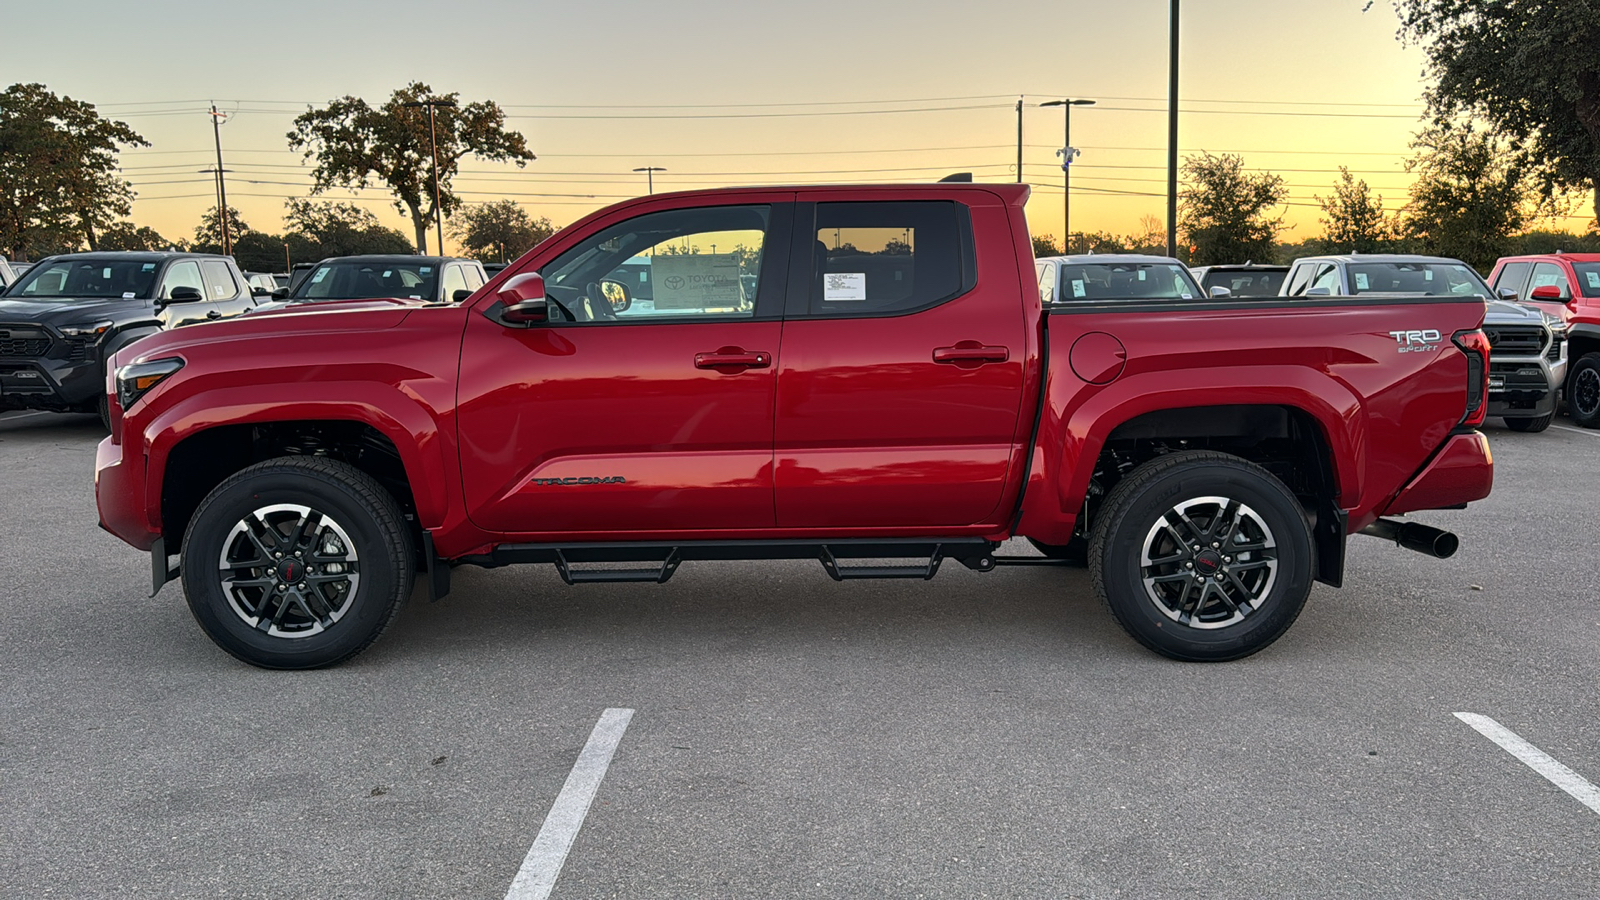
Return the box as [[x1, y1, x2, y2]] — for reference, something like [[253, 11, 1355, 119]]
[[102, 267, 111, 278], [1180, 292, 1193, 299], [1424, 269, 1434, 281], [1354, 273, 1369, 290], [1071, 280, 1086, 298], [311, 269, 329, 283], [142, 263, 155, 271], [419, 267, 432, 274], [824, 272, 867, 301], [122, 292, 135, 299], [1588, 271, 1600, 289], [1137, 269, 1147, 281]]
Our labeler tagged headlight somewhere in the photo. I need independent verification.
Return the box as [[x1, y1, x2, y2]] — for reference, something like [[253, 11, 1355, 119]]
[[116, 357, 184, 410], [59, 320, 114, 340]]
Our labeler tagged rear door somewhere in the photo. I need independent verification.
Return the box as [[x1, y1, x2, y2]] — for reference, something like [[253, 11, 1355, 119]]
[[457, 197, 794, 536], [772, 192, 1029, 528], [200, 260, 254, 318]]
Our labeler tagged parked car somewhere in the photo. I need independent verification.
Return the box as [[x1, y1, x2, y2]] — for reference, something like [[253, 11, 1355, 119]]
[[1190, 263, 1289, 298], [1034, 254, 1203, 303], [254, 256, 490, 313], [97, 183, 1495, 669], [241, 271, 280, 298], [0, 257, 18, 289], [1, 251, 258, 427], [1282, 254, 1563, 433], [1486, 252, 1600, 323]]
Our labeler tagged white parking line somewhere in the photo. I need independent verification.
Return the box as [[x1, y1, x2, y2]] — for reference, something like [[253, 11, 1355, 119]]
[[0, 411, 53, 423], [505, 708, 635, 900], [1552, 425, 1600, 439], [1455, 712, 1600, 817]]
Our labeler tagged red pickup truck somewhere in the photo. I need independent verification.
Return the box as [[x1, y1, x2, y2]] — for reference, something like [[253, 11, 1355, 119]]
[[95, 184, 1494, 669]]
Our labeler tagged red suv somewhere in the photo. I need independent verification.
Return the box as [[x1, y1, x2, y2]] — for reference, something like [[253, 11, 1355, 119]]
[[1487, 252, 1600, 322]]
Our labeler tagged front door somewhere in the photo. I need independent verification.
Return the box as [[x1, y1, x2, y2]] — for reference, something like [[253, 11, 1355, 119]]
[[457, 200, 792, 537]]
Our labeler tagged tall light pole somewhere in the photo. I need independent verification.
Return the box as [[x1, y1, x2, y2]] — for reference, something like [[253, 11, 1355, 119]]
[[198, 167, 231, 250], [1015, 97, 1024, 184], [1167, 0, 1180, 258], [633, 166, 666, 195], [401, 98, 458, 255], [208, 105, 232, 256], [1041, 98, 1095, 253]]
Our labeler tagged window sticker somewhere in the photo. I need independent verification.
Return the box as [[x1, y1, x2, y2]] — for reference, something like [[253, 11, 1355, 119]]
[[1071, 280, 1086, 298], [103, 267, 111, 278], [1587, 271, 1600, 290], [654, 253, 746, 308], [639, 272, 648, 283], [382, 270, 392, 278], [122, 292, 136, 299], [311, 269, 329, 284], [142, 263, 155, 271], [823, 272, 867, 302], [419, 267, 432, 274], [1424, 269, 1434, 281], [409, 295, 422, 300], [1354, 273, 1369, 290], [1137, 269, 1147, 281], [1181, 292, 1193, 299]]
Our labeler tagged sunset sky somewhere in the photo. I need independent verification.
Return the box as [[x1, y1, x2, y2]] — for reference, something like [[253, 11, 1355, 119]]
[[12, 0, 1573, 255]]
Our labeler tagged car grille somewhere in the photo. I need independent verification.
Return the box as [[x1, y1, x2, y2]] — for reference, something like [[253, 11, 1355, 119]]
[[1483, 325, 1546, 356], [0, 337, 50, 357]]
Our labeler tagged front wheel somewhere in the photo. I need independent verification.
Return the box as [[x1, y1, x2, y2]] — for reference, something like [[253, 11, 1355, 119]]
[[1569, 353, 1600, 428], [1089, 450, 1314, 662], [180, 456, 414, 669]]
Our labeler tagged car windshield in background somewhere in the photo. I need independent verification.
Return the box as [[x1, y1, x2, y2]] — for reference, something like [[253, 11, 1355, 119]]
[[1346, 262, 1486, 296], [1056, 263, 1200, 301], [1573, 262, 1600, 298], [1202, 269, 1286, 298], [292, 262, 439, 301], [8, 259, 160, 300]]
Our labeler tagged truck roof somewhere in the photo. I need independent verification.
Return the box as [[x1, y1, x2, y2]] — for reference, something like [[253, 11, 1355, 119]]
[[1291, 254, 1476, 266], [1037, 253, 1187, 266]]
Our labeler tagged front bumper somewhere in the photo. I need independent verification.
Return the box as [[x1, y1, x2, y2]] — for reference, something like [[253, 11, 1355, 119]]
[[1485, 354, 1556, 420], [1383, 430, 1494, 516], [96, 434, 159, 551], [0, 351, 104, 411]]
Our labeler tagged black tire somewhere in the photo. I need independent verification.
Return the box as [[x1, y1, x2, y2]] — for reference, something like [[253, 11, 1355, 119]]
[[1088, 450, 1314, 662], [1505, 412, 1553, 433], [1569, 352, 1600, 428], [96, 393, 111, 431], [1027, 536, 1088, 566], [180, 456, 414, 669]]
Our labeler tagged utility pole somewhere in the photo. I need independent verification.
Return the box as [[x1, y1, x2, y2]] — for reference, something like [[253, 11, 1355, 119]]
[[1167, 0, 1180, 259], [633, 166, 666, 195], [401, 98, 458, 254], [1015, 97, 1023, 184], [209, 105, 231, 256], [1041, 99, 1095, 252]]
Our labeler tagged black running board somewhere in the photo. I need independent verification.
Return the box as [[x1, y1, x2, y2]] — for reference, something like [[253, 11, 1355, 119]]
[[457, 538, 1000, 586]]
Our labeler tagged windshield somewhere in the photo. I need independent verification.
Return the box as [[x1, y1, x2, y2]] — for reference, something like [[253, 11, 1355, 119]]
[[1054, 263, 1201, 302], [1573, 263, 1600, 298], [291, 261, 439, 301], [7, 258, 160, 300], [1346, 262, 1487, 296], [1201, 268, 1286, 298]]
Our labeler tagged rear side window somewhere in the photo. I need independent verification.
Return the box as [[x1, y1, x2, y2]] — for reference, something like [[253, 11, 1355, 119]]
[[809, 201, 975, 316], [200, 260, 239, 300]]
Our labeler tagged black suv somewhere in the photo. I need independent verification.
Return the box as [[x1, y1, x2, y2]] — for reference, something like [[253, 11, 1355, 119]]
[[0, 251, 258, 426]]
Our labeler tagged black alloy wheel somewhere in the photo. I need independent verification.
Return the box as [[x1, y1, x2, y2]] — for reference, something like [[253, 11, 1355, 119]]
[[181, 456, 414, 668], [1570, 353, 1600, 428], [1089, 450, 1314, 662]]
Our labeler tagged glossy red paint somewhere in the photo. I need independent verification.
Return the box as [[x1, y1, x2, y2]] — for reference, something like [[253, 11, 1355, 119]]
[[1382, 430, 1494, 515], [1487, 252, 1600, 322]]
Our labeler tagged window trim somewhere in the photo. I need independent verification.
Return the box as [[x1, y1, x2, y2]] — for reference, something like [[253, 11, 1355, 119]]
[[784, 200, 979, 320]]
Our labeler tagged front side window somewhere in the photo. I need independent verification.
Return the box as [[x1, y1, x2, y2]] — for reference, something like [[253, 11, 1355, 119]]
[[159, 261, 205, 299], [809, 201, 972, 316], [1492, 261, 1532, 297], [1310, 264, 1341, 293], [1055, 262, 1200, 301], [442, 265, 470, 302], [540, 205, 769, 322], [1346, 262, 1486, 295], [12, 259, 161, 300], [1529, 262, 1572, 298]]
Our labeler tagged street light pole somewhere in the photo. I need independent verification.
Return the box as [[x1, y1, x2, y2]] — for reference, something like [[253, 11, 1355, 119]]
[[1167, 0, 1180, 258], [1041, 99, 1095, 253], [633, 166, 666, 195], [1015, 97, 1023, 184], [208, 105, 231, 256], [401, 99, 458, 255]]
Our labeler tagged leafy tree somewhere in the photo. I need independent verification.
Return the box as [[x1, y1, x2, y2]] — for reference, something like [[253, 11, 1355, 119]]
[[1067, 231, 1132, 254], [1031, 234, 1061, 256], [231, 231, 291, 274], [191, 206, 251, 253], [288, 82, 535, 254], [0, 83, 147, 257], [99, 221, 179, 252], [1510, 228, 1600, 255], [1392, 0, 1600, 226], [1179, 153, 1287, 266], [449, 199, 555, 261], [1318, 167, 1394, 253], [281, 199, 412, 258], [1399, 124, 1534, 271]]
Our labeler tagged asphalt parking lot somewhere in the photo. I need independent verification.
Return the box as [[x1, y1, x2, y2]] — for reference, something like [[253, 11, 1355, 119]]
[[2, 408, 1597, 899]]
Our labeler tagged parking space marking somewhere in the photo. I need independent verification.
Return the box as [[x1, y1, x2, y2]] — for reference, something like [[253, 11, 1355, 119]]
[[1455, 712, 1600, 817], [0, 411, 53, 423], [1552, 425, 1600, 439], [505, 708, 635, 900]]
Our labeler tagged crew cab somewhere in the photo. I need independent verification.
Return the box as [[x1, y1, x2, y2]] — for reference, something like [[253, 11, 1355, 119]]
[[95, 184, 1495, 669], [1283, 254, 1564, 433], [1486, 252, 1600, 323], [1, 251, 258, 427]]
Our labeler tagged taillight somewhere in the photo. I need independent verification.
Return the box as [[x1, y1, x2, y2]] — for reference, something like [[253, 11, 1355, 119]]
[[1453, 328, 1490, 428]]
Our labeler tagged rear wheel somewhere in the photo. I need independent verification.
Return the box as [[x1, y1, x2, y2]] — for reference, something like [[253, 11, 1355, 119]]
[[180, 456, 414, 669], [1569, 353, 1600, 428], [1089, 450, 1314, 662], [1505, 413, 1553, 433]]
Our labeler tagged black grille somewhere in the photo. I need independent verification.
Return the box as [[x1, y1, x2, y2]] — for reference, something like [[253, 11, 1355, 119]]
[[0, 338, 50, 357], [1483, 325, 1545, 356]]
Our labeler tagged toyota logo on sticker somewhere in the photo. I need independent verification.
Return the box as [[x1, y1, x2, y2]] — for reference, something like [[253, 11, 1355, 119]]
[[664, 275, 685, 290]]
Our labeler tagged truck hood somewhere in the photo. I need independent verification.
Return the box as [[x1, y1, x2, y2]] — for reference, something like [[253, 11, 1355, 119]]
[[1483, 299, 1547, 326], [0, 296, 153, 328], [114, 297, 428, 366], [244, 296, 438, 317]]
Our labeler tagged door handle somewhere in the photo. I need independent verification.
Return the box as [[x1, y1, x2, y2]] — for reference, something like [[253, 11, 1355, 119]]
[[933, 344, 1009, 365], [206, 310, 222, 319], [695, 348, 771, 370]]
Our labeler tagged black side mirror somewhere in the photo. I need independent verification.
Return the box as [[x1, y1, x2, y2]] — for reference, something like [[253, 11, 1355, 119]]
[[167, 286, 203, 303], [251, 286, 271, 297], [453, 288, 473, 303], [271, 288, 289, 300], [1496, 287, 1519, 301]]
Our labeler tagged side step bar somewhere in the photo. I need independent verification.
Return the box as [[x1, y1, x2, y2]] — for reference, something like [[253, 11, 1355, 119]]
[[458, 538, 1000, 586]]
